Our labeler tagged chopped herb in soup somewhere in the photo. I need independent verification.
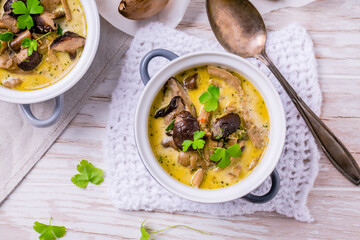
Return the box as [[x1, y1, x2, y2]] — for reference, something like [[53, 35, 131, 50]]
[[0, 0, 86, 90], [148, 65, 269, 189]]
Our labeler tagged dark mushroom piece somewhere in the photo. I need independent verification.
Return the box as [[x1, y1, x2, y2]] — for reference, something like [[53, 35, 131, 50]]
[[172, 110, 200, 150], [10, 30, 31, 51], [33, 12, 58, 33], [211, 113, 240, 140], [50, 32, 86, 60], [154, 96, 182, 118], [183, 73, 198, 89], [16, 49, 43, 71]]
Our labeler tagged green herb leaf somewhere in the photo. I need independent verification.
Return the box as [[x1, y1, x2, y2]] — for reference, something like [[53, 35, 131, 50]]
[[71, 160, 104, 188], [11, 1, 28, 15], [199, 84, 220, 112], [22, 38, 37, 56], [56, 24, 63, 35], [182, 140, 193, 152], [12, 0, 44, 30], [165, 119, 175, 132], [0, 32, 14, 42], [210, 144, 242, 168], [181, 131, 206, 152], [140, 220, 150, 240], [140, 220, 211, 240], [27, 0, 44, 14], [33, 217, 66, 240]]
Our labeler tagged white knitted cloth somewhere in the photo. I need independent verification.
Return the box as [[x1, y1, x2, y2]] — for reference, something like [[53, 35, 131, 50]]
[[105, 22, 321, 222]]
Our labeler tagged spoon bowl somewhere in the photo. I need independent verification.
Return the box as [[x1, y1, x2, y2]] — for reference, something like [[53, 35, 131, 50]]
[[206, 0, 360, 185]]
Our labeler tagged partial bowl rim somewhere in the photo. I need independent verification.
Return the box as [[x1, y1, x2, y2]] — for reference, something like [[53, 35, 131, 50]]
[[0, 0, 100, 104], [135, 51, 286, 203]]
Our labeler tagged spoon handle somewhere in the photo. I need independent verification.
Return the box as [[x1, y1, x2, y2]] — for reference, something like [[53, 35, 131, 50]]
[[258, 51, 360, 185]]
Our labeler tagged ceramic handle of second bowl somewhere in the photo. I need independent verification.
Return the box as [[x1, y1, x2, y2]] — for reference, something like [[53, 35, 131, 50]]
[[139, 49, 179, 85]]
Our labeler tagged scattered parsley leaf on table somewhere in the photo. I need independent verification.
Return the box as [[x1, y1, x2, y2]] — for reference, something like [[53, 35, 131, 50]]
[[71, 160, 104, 188], [182, 130, 206, 152], [140, 220, 210, 240], [12, 0, 44, 30], [33, 217, 66, 240], [210, 144, 242, 168], [199, 84, 220, 112]]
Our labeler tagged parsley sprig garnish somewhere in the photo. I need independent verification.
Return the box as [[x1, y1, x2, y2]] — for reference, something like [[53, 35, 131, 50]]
[[0, 32, 14, 47], [21, 31, 51, 56], [140, 220, 210, 240], [182, 130, 206, 152], [199, 84, 220, 112], [12, 0, 44, 30], [33, 217, 66, 240], [71, 160, 104, 188], [210, 143, 242, 168]]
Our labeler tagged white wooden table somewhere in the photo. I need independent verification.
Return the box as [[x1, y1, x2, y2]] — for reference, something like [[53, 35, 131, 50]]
[[1, 0, 360, 239]]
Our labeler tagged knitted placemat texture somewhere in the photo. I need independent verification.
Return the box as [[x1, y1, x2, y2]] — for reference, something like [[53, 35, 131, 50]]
[[105, 22, 321, 222]]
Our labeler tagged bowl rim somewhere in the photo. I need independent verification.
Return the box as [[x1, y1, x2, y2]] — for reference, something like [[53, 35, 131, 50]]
[[135, 51, 286, 203], [0, 0, 100, 104]]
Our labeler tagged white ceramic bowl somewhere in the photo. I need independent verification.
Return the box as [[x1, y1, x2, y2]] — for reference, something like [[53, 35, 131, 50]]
[[0, 0, 100, 104], [135, 50, 286, 203]]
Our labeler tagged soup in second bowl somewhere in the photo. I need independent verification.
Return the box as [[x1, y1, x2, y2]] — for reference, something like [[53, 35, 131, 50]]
[[148, 65, 269, 189], [0, 0, 87, 90]]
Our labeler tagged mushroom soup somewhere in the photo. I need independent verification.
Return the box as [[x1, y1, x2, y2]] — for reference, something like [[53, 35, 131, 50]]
[[148, 65, 269, 189], [0, 0, 86, 90]]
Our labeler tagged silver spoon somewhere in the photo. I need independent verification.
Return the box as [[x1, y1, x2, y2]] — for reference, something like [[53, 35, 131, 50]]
[[206, 0, 360, 185]]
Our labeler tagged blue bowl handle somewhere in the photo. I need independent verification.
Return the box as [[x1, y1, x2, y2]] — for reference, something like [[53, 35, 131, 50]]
[[242, 168, 280, 204], [140, 49, 178, 86], [20, 94, 64, 128]]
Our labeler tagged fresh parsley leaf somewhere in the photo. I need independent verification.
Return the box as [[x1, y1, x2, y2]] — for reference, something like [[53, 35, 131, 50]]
[[21, 37, 37, 56], [199, 84, 220, 112], [165, 119, 175, 132], [57, 24, 63, 35], [33, 217, 66, 240], [140, 220, 210, 240], [181, 131, 206, 152], [27, 0, 44, 14], [71, 160, 104, 188], [210, 144, 242, 168], [140, 220, 150, 240], [12, 0, 44, 30], [0, 32, 14, 42]]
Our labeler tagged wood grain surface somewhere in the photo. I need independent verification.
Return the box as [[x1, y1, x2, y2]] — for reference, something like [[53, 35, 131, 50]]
[[1, 0, 360, 239]]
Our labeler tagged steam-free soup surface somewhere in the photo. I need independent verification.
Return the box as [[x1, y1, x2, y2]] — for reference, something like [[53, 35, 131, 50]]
[[148, 65, 269, 189]]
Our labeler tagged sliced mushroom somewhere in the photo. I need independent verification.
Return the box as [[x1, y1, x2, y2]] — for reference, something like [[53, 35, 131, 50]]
[[243, 110, 265, 149], [166, 77, 197, 117], [172, 110, 200, 150], [183, 73, 198, 89], [0, 41, 7, 54], [197, 105, 211, 134], [0, 14, 20, 33], [207, 65, 244, 96], [231, 164, 242, 177], [191, 169, 204, 188], [161, 137, 177, 150], [41, 0, 61, 13], [33, 12, 58, 33], [60, 0, 72, 21], [50, 32, 86, 59], [2, 77, 22, 88], [10, 30, 31, 51], [248, 156, 260, 170], [53, 10, 65, 19], [211, 113, 241, 140], [0, 50, 17, 70], [155, 96, 182, 118], [16, 49, 43, 71]]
